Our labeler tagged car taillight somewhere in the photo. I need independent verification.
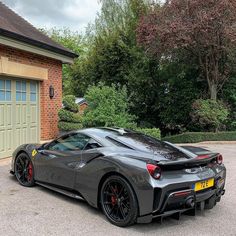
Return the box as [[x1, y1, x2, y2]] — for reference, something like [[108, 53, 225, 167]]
[[196, 154, 210, 159], [146, 163, 161, 180], [217, 154, 223, 165]]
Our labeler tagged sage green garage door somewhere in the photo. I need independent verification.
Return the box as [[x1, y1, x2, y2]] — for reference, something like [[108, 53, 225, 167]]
[[0, 78, 39, 159]]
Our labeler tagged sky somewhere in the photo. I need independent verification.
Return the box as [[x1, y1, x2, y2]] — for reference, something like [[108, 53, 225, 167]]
[[1, 0, 101, 33]]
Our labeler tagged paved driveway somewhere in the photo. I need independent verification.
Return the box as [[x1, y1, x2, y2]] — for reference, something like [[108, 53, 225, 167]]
[[0, 144, 235, 236]]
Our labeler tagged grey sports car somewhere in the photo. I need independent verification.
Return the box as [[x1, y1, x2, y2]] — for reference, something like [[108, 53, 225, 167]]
[[10, 127, 226, 227]]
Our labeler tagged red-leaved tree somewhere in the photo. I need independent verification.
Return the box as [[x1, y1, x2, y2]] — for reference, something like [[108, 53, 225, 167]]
[[137, 0, 236, 100]]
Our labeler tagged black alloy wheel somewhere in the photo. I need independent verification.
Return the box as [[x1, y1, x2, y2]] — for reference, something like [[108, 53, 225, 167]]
[[100, 175, 138, 227], [15, 153, 35, 187]]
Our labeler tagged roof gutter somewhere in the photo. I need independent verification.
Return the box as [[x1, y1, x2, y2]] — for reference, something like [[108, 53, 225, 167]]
[[0, 28, 78, 60]]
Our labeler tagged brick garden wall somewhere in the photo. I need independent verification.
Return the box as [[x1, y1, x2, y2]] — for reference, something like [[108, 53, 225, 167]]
[[0, 44, 63, 140]]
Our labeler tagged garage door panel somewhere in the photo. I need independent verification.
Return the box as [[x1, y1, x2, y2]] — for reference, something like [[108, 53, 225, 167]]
[[0, 130, 5, 152], [30, 127, 37, 143], [16, 105, 21, 125], [6, 129, 12, 151], [15, 128, 21, 147], [30, 105, 37, 124], [0, 104, 4, 127], [22, 127, 27, 144], [0, 79, 39, 159], [21, 104, 27, 125], [6, 104, 12, 127]]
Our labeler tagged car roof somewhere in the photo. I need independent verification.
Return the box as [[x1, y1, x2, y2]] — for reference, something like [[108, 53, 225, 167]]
[[79, 127, 135, 139]]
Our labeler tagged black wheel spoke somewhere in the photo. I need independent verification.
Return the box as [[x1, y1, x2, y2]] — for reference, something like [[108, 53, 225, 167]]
[[16, 162, 22, 168], [118, 185, 124, 197], [104, 201, 113, 205], [119, 205, 126, 219], [121, 202, 130, 211], [104, 191, 113, 196], [109, 206, 116, 216], [25, 159, 29, 168], [108, 183, 116, 195], [115, 207, 119, 219], [18, 158, 24, 168], [19, 173, 24, 180]]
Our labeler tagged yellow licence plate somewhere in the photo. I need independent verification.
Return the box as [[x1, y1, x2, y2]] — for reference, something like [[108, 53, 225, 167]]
[[194, 178, 214, 192]]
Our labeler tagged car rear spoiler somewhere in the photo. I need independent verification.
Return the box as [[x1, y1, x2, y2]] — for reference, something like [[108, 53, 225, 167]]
[[158, 153, 218, 167]]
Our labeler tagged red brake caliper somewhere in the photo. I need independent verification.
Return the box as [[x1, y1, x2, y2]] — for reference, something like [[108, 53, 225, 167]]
[[27, 163, 33, 182], [111, 195, 117, 206], [111, 186, 118, 206]]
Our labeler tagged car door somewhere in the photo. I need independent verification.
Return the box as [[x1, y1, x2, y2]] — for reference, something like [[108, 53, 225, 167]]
[[34, 132, 90, 189], [74, 138, 104, 195]]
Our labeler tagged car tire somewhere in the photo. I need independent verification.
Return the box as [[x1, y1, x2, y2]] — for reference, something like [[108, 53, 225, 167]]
[[15, 153, 35, 187], [100, 175, 138, 227]]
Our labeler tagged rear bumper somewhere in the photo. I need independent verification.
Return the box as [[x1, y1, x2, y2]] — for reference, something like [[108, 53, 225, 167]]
[[136, 166, 226, 223], [137, 187, 225, 223]]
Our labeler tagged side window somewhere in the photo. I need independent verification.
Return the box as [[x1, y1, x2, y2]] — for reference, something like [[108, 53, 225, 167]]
[[106, 136, 132, 149], [47, 133, 90, 151], [16, 81, 27, 102], [30, 82, 37, 102], [0, 80, 11, 101], [84, 139, 102, 150]]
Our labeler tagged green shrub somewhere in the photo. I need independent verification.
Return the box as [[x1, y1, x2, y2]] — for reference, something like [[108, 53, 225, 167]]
[[83, 83, 136, 128], [58, 109, 82, 123], [136, 128, 161, 139], [58, 95, 83, 131], [58, 122, 83, 131], [163, 131, 236, 143], [63, 95, 79, 113], [191, 99, 229, 131]]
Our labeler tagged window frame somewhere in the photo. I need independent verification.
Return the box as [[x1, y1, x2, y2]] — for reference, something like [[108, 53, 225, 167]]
[[83, 138, 103, 150], [46, 133, 92, 152], [0, 80, 11, 102], [16, 80, 27, 102], [30, 81, 37, 102]]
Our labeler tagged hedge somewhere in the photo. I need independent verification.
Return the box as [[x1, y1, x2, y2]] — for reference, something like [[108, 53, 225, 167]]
[[62, 95, 79, 113], [58, 109, 82, 123], [58, 122, 83, 131], [162, 131, 236, 143], [136, 128, 161, 139]]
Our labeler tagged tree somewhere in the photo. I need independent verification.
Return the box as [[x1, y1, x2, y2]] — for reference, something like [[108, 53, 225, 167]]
[[191, 99, 229, 132], [41, 27, 84, 95], [137, 0, 236, 100], [58, 95, 83, 131], [221, 76, 236, 130], [83, 83, 136, 128], [157, 61, 205, 135], [72, 0, 162, 126]]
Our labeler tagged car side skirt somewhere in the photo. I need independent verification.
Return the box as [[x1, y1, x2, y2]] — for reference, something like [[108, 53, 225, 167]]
[[36, 181, 85, 201]]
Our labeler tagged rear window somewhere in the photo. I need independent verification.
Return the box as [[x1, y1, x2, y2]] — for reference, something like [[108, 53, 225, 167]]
[[106, 136, 132, 149], [114, 133, 177, 154]]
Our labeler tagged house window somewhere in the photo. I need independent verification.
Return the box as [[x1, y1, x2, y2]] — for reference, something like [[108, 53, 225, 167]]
[[0, 80, 11, 101], [16, 81, 27, 102], [30, 82, 37, 102]]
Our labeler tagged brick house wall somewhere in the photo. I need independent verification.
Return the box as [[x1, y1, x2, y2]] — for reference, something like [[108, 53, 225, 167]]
[[0, 44, 62, 140], [79, 103, 88, 114]]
